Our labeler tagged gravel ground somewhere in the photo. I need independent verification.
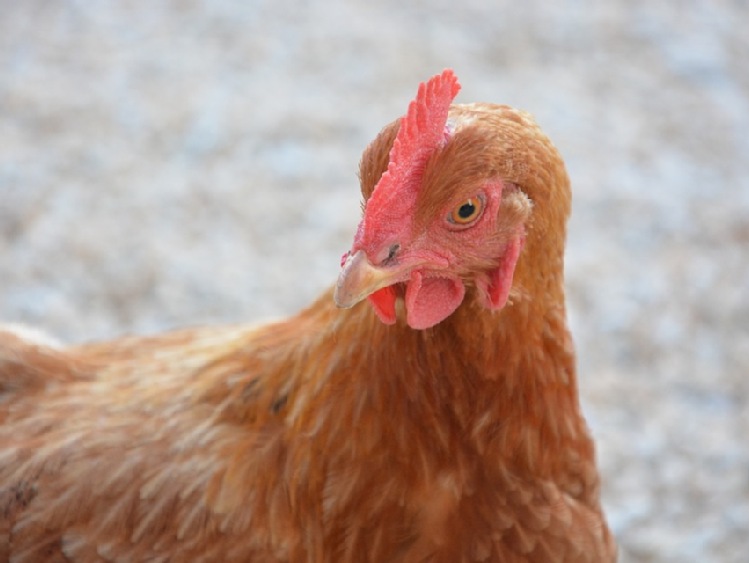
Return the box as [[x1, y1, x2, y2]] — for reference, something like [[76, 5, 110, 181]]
[[2, 1, 748, 561]]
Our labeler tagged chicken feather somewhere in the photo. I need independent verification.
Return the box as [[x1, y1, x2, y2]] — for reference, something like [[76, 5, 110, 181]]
[[0, 70, 615, 562]]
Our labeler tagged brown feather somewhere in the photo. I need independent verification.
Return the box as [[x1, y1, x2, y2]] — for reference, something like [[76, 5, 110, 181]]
[[0, 99, 615, 561]]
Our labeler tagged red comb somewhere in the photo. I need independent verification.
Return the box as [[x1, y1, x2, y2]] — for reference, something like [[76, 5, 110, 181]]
[[386, 69, 461, 185], [355, 70, 461, 251], [373, 70, 460, 202]]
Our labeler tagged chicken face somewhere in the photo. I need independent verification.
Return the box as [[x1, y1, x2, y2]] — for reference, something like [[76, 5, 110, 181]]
[[335, 70, 528, 330], [335, 179, 525, 330]]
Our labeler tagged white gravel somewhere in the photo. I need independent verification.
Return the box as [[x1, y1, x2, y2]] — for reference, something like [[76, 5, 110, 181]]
[[2, 1, 748, 561]]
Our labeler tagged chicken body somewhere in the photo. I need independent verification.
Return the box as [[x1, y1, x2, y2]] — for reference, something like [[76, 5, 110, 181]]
[[0, 71, 615, 562]]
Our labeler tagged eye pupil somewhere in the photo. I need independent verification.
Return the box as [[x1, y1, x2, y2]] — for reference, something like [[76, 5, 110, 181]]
[[458, 202, 476, 219]]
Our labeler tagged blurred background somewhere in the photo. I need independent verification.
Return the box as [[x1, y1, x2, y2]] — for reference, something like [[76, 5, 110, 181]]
[[1, 1, 747, 560]]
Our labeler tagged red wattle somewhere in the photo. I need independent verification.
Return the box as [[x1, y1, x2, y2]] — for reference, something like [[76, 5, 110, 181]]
[[405, 271, 465, 330], [368, 286, 397, 325]]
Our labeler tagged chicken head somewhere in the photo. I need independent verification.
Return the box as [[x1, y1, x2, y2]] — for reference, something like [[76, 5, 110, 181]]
[[335, 69, 531, 330]]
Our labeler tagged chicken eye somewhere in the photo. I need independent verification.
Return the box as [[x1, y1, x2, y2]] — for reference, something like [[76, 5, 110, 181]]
[[448, 196, 484, 226]]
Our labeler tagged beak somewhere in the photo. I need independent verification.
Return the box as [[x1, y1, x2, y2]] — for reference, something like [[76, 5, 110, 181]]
[[334, 250, 407, 308]]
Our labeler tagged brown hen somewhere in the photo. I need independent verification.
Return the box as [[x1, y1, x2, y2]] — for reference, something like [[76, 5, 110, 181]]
[[0, 70, 615, 562]]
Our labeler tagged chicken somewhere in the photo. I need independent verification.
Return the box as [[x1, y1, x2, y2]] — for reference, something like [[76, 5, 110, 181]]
[[0, 69, 616, 562]]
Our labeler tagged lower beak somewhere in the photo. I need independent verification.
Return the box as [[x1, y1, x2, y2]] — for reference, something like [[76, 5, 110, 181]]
[[334, 250, 407, 308]]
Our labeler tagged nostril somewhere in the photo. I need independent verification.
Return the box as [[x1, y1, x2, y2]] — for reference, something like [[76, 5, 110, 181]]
[[386, 244, 400, 262]]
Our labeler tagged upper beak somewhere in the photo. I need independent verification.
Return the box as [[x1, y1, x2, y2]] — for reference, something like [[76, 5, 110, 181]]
[[334, 250, 407, 308]]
